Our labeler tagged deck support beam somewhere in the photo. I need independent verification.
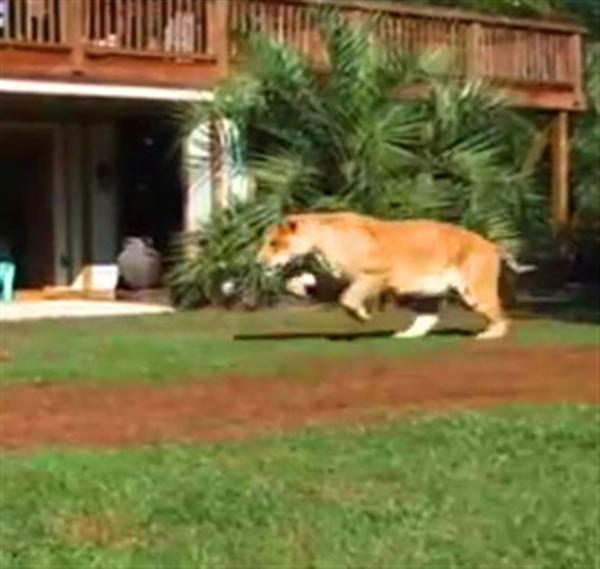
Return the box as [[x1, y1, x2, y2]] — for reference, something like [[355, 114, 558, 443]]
[[550, 111, 570, 230]]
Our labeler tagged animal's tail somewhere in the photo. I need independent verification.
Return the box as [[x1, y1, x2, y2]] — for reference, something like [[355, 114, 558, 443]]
[[498, 247, 536, 274]]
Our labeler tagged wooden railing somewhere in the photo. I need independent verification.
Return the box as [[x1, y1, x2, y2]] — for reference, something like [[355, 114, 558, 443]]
[[475, 25, 577, 86], [83, 0, 211, 56], [0, 0, 67, 46], [229, 0, 319, 59], [0, 0, 216, 55], [228, 0, 583, 90], [0, 0, 585, 109]]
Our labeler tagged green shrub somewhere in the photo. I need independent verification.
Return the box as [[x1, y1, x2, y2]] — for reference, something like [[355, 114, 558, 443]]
[[167, 200, 286, 309]]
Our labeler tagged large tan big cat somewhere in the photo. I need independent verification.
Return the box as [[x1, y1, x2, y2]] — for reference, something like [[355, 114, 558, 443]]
[[257, 212, 534, 340]]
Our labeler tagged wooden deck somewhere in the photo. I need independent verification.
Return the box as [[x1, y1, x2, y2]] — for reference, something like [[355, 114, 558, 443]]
[[0, 0, 586, 111]]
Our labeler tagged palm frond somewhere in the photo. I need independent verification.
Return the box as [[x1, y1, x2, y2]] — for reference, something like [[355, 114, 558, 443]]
[[167, 200, 284, 308]]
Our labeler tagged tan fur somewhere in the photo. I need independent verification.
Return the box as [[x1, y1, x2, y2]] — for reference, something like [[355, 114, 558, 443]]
[[257, 212, 512, 339]]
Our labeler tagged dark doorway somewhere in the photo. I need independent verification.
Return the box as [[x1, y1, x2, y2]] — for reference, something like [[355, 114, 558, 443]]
[[0, 125, 55, 288], [117, 116, 183, 257]]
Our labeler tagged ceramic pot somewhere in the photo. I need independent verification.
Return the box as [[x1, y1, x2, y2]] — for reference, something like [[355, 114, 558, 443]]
[[117, 237, 162, 290]]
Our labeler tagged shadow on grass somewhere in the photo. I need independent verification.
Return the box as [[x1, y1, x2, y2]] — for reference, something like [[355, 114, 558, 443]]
[[234, 328, 473, 342]]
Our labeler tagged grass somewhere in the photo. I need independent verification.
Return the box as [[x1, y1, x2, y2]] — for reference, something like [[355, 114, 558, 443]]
[[1, 405, 598, 568], [1, 306, 598, 386], [1, 306, 598, 567]]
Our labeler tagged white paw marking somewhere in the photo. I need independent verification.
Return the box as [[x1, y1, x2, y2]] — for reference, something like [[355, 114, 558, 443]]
[[285, 272, 317, 297], [393, 314, 439, 339]]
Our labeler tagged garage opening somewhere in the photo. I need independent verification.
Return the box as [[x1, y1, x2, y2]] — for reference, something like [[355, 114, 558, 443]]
[[0, 125, 56, 289]]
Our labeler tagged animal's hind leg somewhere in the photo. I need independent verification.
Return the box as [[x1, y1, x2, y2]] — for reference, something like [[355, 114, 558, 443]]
[[339, 276, 382, 322], [461, 257, 509, 340], [473, 298, 508, 340], [393, 296, 441, 339]]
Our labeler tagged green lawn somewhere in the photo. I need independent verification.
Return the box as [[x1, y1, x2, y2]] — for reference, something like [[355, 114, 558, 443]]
[[2, 308, 598, 567], [1, 306, 598, 386], [1, 406, 598, 569]]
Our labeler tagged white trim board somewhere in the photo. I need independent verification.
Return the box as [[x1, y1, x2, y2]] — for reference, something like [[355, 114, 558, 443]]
[[0, 79, 214, 101]]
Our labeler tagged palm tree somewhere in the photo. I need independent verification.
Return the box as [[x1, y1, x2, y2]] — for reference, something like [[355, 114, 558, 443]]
[[169, 9, 543, 308]]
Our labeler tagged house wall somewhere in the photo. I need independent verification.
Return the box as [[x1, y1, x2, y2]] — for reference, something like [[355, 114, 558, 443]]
[[86, 122, 119, 290], [52, 126, 67, 285], [88, 123, 118, 264], [67, 121, 120, 291], [1, 93, 193, 293], [63, 123, 85, 283], [2, 112, 245, 291]]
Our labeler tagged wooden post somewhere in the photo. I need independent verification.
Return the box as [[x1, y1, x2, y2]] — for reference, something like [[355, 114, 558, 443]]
[[550, 111, 570, 229], [183, 152, 198, 234], [570, 33, 585, 109], [59, 0, 68, 44], [210, 116, 227, 213], [68, 1, 85, 72], [81, 123, 93, 293], [466, 21, 482, 78], [207, 0, 230, 79]]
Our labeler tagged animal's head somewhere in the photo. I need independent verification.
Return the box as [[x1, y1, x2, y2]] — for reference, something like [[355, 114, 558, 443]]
[[256, 217, 313, 270]]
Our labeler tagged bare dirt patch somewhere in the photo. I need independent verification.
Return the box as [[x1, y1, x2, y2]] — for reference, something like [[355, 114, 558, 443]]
[[1, 346, 598, 450], [55, 511, 156, 550]]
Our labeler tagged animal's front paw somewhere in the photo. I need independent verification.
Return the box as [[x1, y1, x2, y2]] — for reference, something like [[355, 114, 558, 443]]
[[285, 272, 317, 298]]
